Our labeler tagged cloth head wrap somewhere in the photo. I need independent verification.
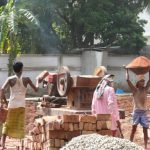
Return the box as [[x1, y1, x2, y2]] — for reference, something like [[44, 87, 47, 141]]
[[96, 74, 114, 99]]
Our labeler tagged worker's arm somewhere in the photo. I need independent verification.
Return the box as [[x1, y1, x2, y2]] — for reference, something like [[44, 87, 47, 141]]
[[0, 93, 8, 107], [145, 70, 150, 91], [1, 78, 10, 106], [126, 69, 136, 92], [27, 77, 40, 92]]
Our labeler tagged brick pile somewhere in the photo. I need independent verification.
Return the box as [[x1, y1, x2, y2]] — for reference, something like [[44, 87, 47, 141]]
[[117, 95, 150, 116], [20, 114, 111, 150]]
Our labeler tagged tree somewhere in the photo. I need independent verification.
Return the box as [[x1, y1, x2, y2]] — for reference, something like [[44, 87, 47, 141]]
[[143, 0, 150, 10], [1, 0, 149, 56], [0, 0, 39, 75], [50, 0, 148, 53], [0, 0, 7, 7], [15, 0, 61, 54]]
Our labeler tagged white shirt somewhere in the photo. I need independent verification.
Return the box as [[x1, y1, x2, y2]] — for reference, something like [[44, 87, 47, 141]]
[[8, 75, 27, 108]]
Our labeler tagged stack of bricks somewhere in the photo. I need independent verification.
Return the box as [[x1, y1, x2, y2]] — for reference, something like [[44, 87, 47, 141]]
[[21, 114, 111, 150]]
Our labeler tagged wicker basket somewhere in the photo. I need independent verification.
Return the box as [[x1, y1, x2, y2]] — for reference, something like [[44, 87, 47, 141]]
[[128, 67, 150, 75], [126, 56, 150, 75]]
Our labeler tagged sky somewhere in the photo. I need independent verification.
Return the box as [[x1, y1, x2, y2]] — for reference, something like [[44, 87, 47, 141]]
[[139, 10, 150, 33]]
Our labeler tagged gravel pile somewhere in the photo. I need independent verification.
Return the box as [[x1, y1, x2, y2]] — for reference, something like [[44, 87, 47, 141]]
[[61, 133, 144, 150]]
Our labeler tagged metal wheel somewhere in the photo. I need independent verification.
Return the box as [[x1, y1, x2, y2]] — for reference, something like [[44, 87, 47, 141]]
[[57, 66, 72, 96]]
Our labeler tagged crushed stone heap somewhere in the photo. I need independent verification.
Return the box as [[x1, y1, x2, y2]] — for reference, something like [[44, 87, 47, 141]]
[[61, 133, 144, 150]]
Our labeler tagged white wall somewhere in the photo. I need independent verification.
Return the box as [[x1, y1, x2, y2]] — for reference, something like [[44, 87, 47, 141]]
[[0, 54, 81, 87], [0, 53, 147, 91], [61, 55, 81, 75]]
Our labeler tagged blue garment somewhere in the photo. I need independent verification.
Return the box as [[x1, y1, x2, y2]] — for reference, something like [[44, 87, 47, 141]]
[[132, 109, 149, 128], [116, 88, 125, 94]]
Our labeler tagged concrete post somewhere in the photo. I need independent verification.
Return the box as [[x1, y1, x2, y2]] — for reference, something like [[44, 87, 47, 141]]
[[81, 51, 108, 75]]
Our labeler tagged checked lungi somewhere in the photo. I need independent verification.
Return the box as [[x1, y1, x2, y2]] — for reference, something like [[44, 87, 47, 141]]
[[2, 107, 25, 139]]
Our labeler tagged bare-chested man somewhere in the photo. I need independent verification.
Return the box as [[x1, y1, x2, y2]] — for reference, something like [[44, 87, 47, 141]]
[[126, 69, 150, 150]]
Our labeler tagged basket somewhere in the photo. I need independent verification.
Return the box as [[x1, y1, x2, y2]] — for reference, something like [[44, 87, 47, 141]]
[[126, 56, 150, 75], [128, 67, 150, 75]]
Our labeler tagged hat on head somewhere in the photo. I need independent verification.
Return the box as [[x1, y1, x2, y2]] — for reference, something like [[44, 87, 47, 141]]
[[136, 74, 145, 82]]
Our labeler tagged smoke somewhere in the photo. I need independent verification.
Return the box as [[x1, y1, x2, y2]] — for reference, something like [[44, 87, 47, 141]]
[[15, 0, 62, 54]]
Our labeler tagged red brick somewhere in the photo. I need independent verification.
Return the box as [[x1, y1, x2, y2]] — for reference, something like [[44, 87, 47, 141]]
[[62, 115, 79, 123], [55, 139, 61, 148], [73, 123, 79, 131], [82, 131, 96, 135], [45, 121, 62, 131], [34, 135, 41, 142], [92, 123, 97, 131], [46, 131, 66, 140], [68, 123, 74, 131], [45, 122, 53, 131], [97, 129, 112, 136], [97, 121, 111, 130], [60, 140, 65, 147], [80, 115, 96, 123], [45, 139, 55, 147], [62, 123, 69, 131], [84, 123, 93, 131], [64, 131, 81, 140], [49, 148, 59, 150], [96, 114, 111, 121], [53, 121, 62, 130], [79, 122, 84, 130]]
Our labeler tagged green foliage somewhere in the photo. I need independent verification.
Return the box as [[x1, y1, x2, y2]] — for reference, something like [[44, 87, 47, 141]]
[[50, 0, 148, 53], [0, 0, 149, 56], [144, 0, 150, 13], [15, 0, 61, 54], [0, 0, 40, 75]]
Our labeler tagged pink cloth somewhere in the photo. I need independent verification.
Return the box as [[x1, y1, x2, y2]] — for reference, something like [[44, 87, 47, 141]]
[[92, 86, 119, 130]]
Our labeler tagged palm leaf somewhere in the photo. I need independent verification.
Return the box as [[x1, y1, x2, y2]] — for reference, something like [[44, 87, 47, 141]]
[[19, 9, 40, 27], [142, 0, 150, 13], [7, 11, 18, 34]]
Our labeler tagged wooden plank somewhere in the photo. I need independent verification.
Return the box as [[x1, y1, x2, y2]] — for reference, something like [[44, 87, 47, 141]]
[[71, 75, 101, 87]]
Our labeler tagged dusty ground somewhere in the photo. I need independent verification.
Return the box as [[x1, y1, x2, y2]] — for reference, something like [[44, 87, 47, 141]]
[[2, 115, 150, 150], [121, 115, 150, 149], [0, 138, 20, 150]]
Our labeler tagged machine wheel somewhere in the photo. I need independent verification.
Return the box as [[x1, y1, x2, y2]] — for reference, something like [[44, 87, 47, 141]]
[[57, 66, 72, 96]]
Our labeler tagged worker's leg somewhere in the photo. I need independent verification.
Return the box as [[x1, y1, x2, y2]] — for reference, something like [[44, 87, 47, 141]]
[[112, 130, 117, 137], [143, 127, 148, 149], [1, 134, 7, 149], [130, 124, 137, 142]]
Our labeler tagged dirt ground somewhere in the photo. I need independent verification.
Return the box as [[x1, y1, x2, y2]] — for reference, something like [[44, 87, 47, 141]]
[[121, 115, 150, 149], [2, 115, 150, 150]]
